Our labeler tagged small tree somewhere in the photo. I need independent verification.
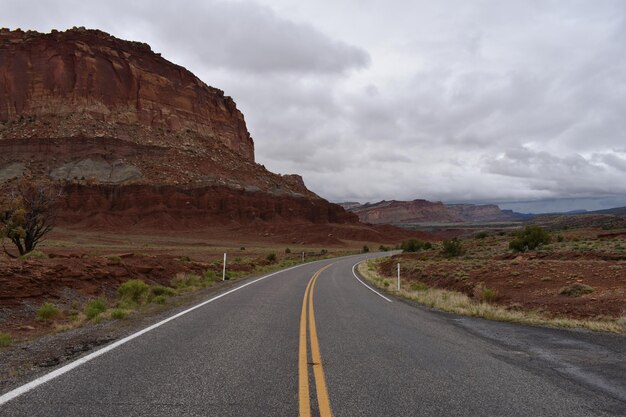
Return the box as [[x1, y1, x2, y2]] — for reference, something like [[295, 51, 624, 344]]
[[401, 238, 424, 252], [0, 180, 62, 257], [509, 226, 550, 252]]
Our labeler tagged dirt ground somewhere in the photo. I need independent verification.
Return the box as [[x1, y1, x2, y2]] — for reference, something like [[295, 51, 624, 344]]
[[377, 228, 626, 320], [0, 226, 379, 339]]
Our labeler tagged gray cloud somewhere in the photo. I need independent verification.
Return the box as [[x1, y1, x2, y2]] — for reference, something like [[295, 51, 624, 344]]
[[3, 0, 626, 211]]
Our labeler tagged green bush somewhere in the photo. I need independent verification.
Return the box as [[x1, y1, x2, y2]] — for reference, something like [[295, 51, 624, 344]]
[[363, 245, 370, 253], [378, 245, 390, 252], [285, 248, 291, 254], [423, 242, 433, 250], [509, 226, 551, 252], [152, 295, 167, 304], [117, 279, 150, 304], [37, 302, 60, 321], [0, 332, 12, 347], [84, 298, 107, 320], [150, 285, 176, 297], [110, 308, 129, 320], [266, 253, 277, 263], [401, 239, 424, 252], [475, 231, 489, 240], [441, 239, 464, 258]]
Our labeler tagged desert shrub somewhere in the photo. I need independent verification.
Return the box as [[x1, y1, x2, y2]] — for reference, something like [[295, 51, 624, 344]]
[[557, 235, 564, 242], [118, 279, 150, 304], [559, 283, 594, 297], [285, 248, 291, 254], [152, 295, 167, 304], [171, 273, 203, 289], [150, 285, 176, 297], [203, 270, 218, 283], [618, 316, 626, 327], [266, 253, 277, 263], [423, 242, 433, 250], [509, 226, 551, 252], [363, 245, 370, 253], [37, 302, 60, 321], [240, 247, 246, 251], [441, 239, 464, 258], [475, 231, 489, 240], [474, 285, 498, 303], [410, 282, 429, 291], [178, 255, 191, 262], [0, 332, 12, 347], [84, 298, 107, 320], [110, 308, 129, 320], [378, 245, 390, 252], [401, 239, 424, 253], [321, 249, 328, 255]]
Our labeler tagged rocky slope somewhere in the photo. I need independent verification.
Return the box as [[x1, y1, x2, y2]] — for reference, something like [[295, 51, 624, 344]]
[[341, 200, 525, 224], [0, 27, 366, 233]]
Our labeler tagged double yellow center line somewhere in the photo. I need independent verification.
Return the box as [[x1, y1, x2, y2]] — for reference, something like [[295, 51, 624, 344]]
[[299, 264, 333, 417]]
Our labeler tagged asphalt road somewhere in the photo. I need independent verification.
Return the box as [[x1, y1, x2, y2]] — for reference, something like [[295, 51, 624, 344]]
[[1, 253, 625, 416]]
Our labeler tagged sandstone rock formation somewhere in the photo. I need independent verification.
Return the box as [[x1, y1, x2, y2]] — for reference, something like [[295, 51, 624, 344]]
[[0, 27, 254, 160]]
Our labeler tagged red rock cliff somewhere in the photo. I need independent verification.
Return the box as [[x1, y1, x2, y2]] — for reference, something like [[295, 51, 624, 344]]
[[0, 28, 365, 231], [0, 27, 254, 161]]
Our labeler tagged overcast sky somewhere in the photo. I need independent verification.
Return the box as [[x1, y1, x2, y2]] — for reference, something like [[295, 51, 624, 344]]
[[4, 0, 626, 212]]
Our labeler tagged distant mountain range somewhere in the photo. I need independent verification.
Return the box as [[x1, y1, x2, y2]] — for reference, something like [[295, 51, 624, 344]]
[[339, 200, 530, 224]]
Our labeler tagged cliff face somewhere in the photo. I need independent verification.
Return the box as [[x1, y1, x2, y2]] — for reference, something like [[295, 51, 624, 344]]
[[0, 27, 254, 160], [342, 200, 524, 224], [0, 28, 361, 230], [60, 184, 356, 229]]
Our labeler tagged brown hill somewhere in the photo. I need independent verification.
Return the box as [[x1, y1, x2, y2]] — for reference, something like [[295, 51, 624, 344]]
[[0, 27, 427, 244], [342, 200, 524, 224]]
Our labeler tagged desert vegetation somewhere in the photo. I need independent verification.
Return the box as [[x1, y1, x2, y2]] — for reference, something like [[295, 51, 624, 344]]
[[363, 225, 626, 332], [0, 234, 356, 346], [0, 180, 62, 257]]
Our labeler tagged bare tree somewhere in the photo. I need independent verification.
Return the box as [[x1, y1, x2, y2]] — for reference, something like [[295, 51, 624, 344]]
[[0, 180, 63, 257]]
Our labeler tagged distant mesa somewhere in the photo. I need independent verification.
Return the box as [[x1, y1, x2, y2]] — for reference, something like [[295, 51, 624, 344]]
[[340, 199, 529, 224]]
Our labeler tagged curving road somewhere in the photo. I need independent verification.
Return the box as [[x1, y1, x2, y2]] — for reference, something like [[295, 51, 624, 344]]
[[0, 253, 625, 416]]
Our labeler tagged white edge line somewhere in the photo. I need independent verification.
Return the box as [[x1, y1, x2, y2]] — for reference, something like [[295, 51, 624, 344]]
[[351, 262, 392, 303], [0, 262, 311, 407]]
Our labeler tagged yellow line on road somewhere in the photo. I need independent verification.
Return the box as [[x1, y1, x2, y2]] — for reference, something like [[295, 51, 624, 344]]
[[309, 267, 333, 417], [299, 264, 334, 417], [298, 275, 313, 417]]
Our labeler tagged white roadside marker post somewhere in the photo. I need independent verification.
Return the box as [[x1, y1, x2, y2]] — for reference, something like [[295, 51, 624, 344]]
[[397, 263, 400, 291], [223, 252, 227, 281]]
